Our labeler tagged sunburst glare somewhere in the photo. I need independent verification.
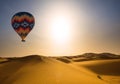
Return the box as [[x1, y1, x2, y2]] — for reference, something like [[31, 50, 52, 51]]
[[50, 15, 72, 44]]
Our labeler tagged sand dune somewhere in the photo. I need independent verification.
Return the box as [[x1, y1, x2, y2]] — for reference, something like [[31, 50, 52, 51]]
[[74, 59, 120, 76], [70, 59, 120, 84], [55, 53, 120, 84], [0, 55, 107, 84]]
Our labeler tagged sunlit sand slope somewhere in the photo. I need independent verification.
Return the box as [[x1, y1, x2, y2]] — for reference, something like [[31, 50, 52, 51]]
[[0, 55, 107, 84]]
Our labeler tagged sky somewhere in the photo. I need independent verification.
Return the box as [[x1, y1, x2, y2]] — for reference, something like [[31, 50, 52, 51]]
[[0, 0, 120, 57]]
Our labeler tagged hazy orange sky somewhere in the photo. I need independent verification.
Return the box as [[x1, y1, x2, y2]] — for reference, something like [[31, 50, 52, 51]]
[[0, 0, 120, 57]]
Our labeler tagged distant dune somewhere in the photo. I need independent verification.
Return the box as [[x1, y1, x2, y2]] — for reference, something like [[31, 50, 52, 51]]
[[0, 55, 108, 84], [55, 53, 120, 63]]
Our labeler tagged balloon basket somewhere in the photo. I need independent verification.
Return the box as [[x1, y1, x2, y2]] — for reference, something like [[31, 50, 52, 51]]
[[21, 40, 25, 42]]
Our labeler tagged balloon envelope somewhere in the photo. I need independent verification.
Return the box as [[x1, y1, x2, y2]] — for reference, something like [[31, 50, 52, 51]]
[[11, 12, 35, 42]]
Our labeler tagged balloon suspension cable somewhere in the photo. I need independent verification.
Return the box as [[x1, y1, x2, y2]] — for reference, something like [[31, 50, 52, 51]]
[[21, 40, 26, 42]]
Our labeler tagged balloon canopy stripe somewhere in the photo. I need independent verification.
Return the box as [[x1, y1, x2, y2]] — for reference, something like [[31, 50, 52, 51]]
[[12, 15, 34, 23]]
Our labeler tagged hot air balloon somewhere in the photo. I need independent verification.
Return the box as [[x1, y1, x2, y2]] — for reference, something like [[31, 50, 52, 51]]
[[11, 12, 35, 42]]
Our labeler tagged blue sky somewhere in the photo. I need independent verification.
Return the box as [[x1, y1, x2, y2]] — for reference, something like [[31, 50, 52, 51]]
[[0, 0, 120, 57]]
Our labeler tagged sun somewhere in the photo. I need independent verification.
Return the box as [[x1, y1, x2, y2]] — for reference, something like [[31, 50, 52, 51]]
[[37, 2, 80, 56], [50, 15, 72, 44]]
